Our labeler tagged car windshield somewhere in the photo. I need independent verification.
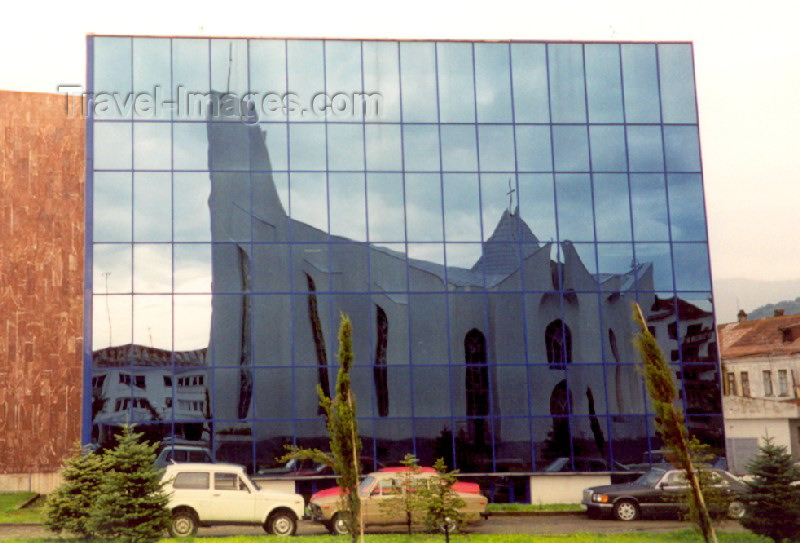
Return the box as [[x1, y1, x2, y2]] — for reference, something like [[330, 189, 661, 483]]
[[635, 469, 666, 487], [358, 476, 375, 495]]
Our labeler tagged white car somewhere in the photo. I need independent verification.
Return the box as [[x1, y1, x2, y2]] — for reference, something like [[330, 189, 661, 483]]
[[162, 463, 305, 537]]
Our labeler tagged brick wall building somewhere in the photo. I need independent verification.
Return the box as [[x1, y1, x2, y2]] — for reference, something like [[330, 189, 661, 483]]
[[0, 90, 84, 490]]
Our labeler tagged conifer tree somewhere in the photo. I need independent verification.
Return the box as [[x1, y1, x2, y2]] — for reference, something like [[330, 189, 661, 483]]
[[87, 425, 170, 542], [632, 303, 717, 543], [741, 436, 800, 542], [419, 458, 466, 543], [45, 442, 107, 537], [379, 453, 423, 535]]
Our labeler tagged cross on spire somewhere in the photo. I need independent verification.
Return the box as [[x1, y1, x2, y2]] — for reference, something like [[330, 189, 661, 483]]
[[506, 178, 516, 213]]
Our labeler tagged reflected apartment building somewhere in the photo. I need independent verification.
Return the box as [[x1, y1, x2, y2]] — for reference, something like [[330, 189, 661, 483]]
[[86, 37, 722, 497]]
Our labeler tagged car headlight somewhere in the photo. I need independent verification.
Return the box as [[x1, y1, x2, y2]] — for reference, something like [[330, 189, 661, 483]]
[[592, 494, 609, 503]]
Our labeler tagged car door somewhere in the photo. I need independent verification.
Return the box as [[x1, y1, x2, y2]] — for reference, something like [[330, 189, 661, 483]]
[[364, 478, 405, 525], [201, 472, 256, 522], [655, 470, 689, 514]]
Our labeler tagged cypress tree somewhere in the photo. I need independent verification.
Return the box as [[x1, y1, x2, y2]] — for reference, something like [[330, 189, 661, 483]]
[[741, 436, 800, 542], [87, 425, 170, 542]]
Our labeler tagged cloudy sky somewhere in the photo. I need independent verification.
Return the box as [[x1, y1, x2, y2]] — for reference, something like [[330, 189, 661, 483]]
[[2, 0, 797, 331]]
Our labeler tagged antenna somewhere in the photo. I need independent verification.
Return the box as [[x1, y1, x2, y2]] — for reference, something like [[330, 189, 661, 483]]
[[226, 42, 233, 94]]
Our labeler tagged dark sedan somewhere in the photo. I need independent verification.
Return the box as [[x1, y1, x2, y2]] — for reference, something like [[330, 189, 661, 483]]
[[582, 467, 747, 521]]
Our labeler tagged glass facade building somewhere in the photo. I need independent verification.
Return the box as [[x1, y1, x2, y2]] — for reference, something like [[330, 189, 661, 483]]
[[85, 36, 721, 485]]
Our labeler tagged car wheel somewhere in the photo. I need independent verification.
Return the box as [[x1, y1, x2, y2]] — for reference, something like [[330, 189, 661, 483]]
[[329, 513, 350, 535], [613, 500, 640, 521], [169, 510, 199, 537], [267, 510, 298, 536], [728, 500, 746, 520]]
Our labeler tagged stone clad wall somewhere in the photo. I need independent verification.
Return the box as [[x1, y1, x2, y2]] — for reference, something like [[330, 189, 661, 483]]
[[0, 91, 84, 477]]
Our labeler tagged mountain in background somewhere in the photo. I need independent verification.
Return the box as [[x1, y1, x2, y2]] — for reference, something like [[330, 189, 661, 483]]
[[713, 277, 800, 324]]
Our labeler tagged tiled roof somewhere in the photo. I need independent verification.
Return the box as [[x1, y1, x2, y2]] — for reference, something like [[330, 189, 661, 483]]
[[718, 314, 800, 359]]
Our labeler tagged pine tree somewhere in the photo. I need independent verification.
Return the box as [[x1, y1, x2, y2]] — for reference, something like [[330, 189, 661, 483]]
[[741, 436, 800, 542], [45, 442, 107, 537], [418, 458, 466, 543], [87, 425, 170, 542], [378, 453, 423, 535]]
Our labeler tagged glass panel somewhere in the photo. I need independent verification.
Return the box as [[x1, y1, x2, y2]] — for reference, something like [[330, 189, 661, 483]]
[[585, 44, 623, 122], [133, 244, 172, 293], [93, 244, 132, 294], [658, 44, 697, 123], [287, 40, 324, 123], [548, 44, 586, 123], [249, 39, 288, 122], [364, 124, 402, 171], [403, 125, 440, 172], [132, 38, 171, 120], [518, 174, 556, 242], [289, 123, 326, 171], [621, 44, 661, 123], [663, 125, 701, 172], [172, 38, 210, 121], [478, 125, 515, 172], [414, 366, 452, 417], [475, 43, 512, 123], [667, 174, 707, 241], [288, 172, 328, 237], [133, 294, 172, 350], [261, 123, 288, 170], [173, 122, 209, 171], [496, 367, 530, 415], [367, 173, 405, 242], [327, 124, 364, 171], [415, 418, 454, 467], [173, 173, 212, 242], [445, 243, 482, 269], [594, 174, 632, 242], [673, 243, 712, 291], [253, 368, 293, 418], [494, 418, 532, 471], [363, 41, 401, 123], [375, 418, 412, 467], [510, 44, 549, 122], [589, 126, 626, 172], [626, 125, 663, 172], [596, 243, 635, 290], [400, 42, 438, 122], [174, 244, 212, 293], [329, 173, 367, 241], [94, 122, 132, 170], [409, 294, 448, 363], [94, 37, 132, 119], [133, 172, 171, 242], [443, 174, 481, 242], [630, 174, 669, 241], [516, 125, 552, 172], [552, 126, 589, 172], [634, 243, 674, 291], [555, 174, 594, 242], [480, 174, 518, 241], [436, 42, 475, 123], [93, 295, 132, 350], [440, 125, 477, 172], [405, 173, 443, 242], [94, 172, 132, 242], [325, 40, 363, 122]]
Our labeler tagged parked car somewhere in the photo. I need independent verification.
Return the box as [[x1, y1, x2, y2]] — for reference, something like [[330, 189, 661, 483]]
[[581, 467, 747, 521], [154, 444, 213, 470], [162, 463, 305, 537], [308, 467, 488, 535]]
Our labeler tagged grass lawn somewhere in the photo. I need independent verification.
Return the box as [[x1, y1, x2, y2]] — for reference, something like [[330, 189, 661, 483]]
[[0, 493, 45, 524], [486, 503, 583, 512], [1, 532, 769, 543]]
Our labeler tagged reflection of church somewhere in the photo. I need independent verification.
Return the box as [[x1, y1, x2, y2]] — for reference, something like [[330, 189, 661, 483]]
[[204, 100, 679, 471]]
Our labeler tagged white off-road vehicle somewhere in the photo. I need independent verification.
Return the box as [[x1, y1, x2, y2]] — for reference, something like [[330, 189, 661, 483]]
[[162, 463, 305, 537]]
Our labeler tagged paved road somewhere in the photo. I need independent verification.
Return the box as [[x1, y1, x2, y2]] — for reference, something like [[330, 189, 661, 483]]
[[0, 516, 746, 539]]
